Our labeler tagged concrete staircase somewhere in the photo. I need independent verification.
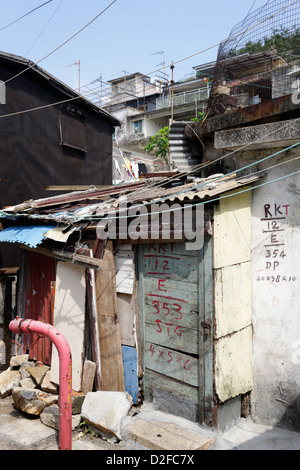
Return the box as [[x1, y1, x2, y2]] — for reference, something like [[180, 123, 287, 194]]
[[169, 121, 200, 173]]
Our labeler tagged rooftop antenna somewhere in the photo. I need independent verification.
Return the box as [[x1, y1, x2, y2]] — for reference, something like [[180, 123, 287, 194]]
[[67, 60, 80, 93], [151, 51, 169, 81]]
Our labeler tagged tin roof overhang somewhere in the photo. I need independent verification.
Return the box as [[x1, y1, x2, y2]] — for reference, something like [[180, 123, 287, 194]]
[[0, 174, 260, 225], [0, 225, 56, 248]]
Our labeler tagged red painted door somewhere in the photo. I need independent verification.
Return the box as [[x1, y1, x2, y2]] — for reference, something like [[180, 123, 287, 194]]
[[20, 251, 56, 364]]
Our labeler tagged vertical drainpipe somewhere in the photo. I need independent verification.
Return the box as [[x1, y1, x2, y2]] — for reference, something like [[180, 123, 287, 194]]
[[9, 317, 72, 451]]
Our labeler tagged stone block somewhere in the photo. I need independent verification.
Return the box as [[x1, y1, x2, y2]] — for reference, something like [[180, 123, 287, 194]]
[[72, 393, 85, 415], [12, 387, 58, 416], [40, 370, 58, 394], [81, 391, 132, 441], [10, 355, 29, 368], [19, 361, 35, 379], [27, 365, 50, 386], [40, 405, 81, 430], [19, 377, 37, 389], [0, 368, 21, 397], [126, 419, 215, 450]]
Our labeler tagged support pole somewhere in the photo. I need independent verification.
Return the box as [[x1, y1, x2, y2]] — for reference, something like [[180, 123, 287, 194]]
[[9, 317, 72, 450], [170, 62, 174, 125]]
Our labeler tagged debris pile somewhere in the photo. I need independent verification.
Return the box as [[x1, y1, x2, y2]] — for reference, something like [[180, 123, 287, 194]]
[[0, 354, 134, 442]]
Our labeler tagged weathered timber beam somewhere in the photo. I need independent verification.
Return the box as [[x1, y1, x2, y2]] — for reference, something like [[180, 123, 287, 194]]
[[21, 245, 102, 270]]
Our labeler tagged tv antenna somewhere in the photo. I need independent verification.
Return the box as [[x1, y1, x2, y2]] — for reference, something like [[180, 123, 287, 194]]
[[151, 50, 168, 82], [67, 60, 80, 93]]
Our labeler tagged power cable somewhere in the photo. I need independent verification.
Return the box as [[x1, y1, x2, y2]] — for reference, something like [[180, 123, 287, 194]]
[[0, 0, 297, 110], [1, 0, 118, 88], [0, 0, 297, 195], [25, 0, 65, 57], [75, 141, 300, 221], [2, 140, 297, 223], [0, 1, 53, 33], [0, 76, 298, 204], [1, 163, 298, 223]]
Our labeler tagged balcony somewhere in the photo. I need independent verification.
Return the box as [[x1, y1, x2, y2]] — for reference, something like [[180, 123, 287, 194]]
[[155, 86, 211, 111]]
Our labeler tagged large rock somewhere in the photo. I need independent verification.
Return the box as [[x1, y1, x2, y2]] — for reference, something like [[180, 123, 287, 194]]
[[19, 361, 35, 379], [10, 355, 29, 368], [72, 394, 85, 415], [40, 370, 58, 394], [81, 391, 133, 441], [0, 368, 21, 397], [40, 405, 81, 430], [26, 365, 50, 386], [12, 387, 58, 416], [19, 377, 37, 389]]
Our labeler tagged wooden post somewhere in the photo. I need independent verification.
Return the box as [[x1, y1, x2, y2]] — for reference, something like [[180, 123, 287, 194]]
[[95, 241, 125, 391]]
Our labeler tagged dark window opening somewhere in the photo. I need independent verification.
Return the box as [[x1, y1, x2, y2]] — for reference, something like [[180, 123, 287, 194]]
[[59, 110, 87, 155]]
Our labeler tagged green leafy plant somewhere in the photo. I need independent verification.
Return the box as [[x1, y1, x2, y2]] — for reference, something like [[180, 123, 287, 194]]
[[79, 420, 98, 439], [191, 111, 206, 122], [227, 27, 300, 62], [144, 126, 170, 165]]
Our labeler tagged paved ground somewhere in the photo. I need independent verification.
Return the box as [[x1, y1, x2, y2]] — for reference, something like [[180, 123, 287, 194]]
[[0, 395, 299, 451]]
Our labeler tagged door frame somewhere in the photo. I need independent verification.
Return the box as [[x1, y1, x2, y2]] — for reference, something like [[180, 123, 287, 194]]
[[137, 233, 214, 426]]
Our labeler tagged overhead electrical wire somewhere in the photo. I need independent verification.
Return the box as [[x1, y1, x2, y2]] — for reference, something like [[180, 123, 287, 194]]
[[0, 1, 53, 33], [0, 0, 297, 193], [0, 74, 298, 205], [1, 0, 118, 88], [1, 166, 299, 223], [2, 140, 298, 223], [25, 0, 65, 57], [74, 141, 300, 221], [0, 0, 297, 114], [0, 0, 297, 209]]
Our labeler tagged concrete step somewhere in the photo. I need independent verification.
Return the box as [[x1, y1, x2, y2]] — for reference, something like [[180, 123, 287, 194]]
[[125, 419, 215, 451], [171, 152, 193, 159], [169, 131, 185, 138], [171, 154, 198, 163], [170, 144, 191, 151]]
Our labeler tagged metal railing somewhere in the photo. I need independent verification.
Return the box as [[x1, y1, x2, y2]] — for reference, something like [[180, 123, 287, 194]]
[[155, 86, 211, 110]]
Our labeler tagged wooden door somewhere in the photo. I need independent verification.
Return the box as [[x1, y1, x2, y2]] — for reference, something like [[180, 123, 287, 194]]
[[138, 238, 213, 424], [18, 251, 56, 365]]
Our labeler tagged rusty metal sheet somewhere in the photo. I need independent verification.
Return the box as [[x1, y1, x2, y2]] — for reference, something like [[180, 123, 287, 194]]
[[21, 251, 56, 364]]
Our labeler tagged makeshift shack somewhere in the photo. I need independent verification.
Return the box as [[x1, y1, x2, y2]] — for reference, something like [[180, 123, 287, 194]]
[[0, 173, 259, 429]]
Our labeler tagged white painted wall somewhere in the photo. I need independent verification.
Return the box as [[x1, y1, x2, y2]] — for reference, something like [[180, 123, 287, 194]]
[[251, 154, 300, 427], [51, 262, 86, 391], [213, 189, 253, 403]]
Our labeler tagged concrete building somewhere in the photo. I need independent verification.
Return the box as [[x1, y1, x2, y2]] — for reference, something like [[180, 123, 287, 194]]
[[184, 85, 300, 431], [99, 70, 212, 177]]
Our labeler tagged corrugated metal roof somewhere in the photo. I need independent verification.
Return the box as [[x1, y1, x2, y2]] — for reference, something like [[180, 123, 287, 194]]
[[0, 174, 261, 225], [0, 225, 56, 247]]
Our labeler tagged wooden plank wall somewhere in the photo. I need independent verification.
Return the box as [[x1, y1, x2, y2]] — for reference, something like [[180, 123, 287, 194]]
[[140, 242, 201, 410], [115, 244, 140, 403]]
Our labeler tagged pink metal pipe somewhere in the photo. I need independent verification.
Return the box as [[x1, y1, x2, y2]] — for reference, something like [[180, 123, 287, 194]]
[[9, 317, 72, 450]]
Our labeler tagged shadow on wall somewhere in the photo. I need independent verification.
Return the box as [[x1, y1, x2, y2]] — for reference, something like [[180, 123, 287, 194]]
[[277, 395, 300, 432], [222, 396, 300, 450]]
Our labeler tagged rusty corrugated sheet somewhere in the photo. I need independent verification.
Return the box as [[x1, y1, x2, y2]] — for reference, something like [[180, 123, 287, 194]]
[[22, 251, 56, 365]]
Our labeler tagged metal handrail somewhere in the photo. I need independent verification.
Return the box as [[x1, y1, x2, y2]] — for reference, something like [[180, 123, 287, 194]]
[[156, 86, 211, 110]]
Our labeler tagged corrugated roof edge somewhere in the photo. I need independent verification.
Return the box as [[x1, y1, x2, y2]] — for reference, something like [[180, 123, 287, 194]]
[[0, 174, 262, 223], [0, 225, 56, 248], [0, 51, 120, 127]]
